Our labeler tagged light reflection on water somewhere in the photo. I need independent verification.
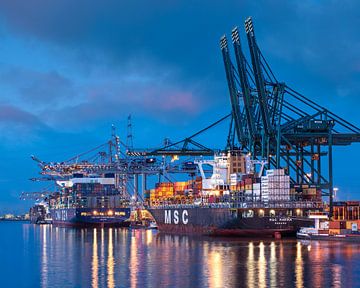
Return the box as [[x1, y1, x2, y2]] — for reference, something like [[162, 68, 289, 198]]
[[92, 228, 98, 288], [3, 222, 360, 287], [296, 241, 304, 288]]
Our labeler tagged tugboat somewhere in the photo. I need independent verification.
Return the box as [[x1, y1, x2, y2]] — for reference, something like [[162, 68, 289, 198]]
[[30, 202, 52, 224], [297, 202, 360, 242], [130, 208, 157, 229]]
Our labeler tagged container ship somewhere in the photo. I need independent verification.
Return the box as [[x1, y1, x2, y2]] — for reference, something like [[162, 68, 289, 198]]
[[49, 173, 131, 227], [146, 151, 323, 237]]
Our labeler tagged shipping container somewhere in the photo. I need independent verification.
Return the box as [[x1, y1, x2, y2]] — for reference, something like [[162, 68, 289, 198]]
[[329, 221, 346, 229]]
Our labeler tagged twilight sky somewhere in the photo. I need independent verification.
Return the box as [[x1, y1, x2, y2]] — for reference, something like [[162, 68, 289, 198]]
[[0, 0, 360, 213]]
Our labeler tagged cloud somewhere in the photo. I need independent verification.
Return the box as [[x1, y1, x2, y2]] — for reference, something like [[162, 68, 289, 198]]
[[0, 104, 48, 142], [0, 1, 359, 130], [42, 70, 206, 129], [0, 68, 76, 107], [253, 1, 360, 88], [0, 104, 41, 124]]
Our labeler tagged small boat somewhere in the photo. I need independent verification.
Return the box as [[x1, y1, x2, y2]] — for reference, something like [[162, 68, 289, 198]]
[[297, 227, 360, 242], [30, 202, 52, 224], [130, 220, 158, 230], [148, 221, 158, 229], [297, 212, 360, 242]]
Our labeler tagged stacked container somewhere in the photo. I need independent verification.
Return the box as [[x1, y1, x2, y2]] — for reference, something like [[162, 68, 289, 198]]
[[261, 175, 269, 203], [174, 181, 187, 195], [261, 169, 290, 202], [252, 183, 261, 201]]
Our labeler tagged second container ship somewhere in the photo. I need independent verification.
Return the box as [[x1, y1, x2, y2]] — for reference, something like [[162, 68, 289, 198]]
[[49, 173, 131, 227]]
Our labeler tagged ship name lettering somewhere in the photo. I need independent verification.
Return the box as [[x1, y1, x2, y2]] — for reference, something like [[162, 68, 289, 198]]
[[270, 217, 292, 222], [182, 210, 188, 224], [174, 210, 179, 224], [164, 210, 189, 225], [165, 210, 172, 224]]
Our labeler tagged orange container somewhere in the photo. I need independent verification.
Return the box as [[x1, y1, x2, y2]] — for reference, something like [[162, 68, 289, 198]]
[[329, 221, 341, 229], [329, 229, 340, 235], [329, 221, 346, 229]]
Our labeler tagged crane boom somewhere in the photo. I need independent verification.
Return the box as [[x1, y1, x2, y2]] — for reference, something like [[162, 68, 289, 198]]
[[245, 17, 272, 136], [220, 35, 246, 147], [231, 27, 256, 147]]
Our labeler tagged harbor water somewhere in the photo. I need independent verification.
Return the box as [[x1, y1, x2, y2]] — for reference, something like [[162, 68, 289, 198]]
[[2, 221, 360, 287]]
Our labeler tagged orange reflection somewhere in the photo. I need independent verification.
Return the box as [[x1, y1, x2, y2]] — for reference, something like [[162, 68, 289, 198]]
[[145, 229, 152, 245], [258, 242, 267, 288], [295, 242, 303, 288], [247, 242, 255, 288], [208, 250, 223, 288], [312, 242, 323, 287], [130, 232, 138, 288], [101, 228, 105, 269], [269, 242, 277, 288], [107, 228, 114, 288], [92, 228, 98, 288], [332, 264, 342, 287]]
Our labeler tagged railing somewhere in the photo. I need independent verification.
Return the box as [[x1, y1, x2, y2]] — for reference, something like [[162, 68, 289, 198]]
[[149, 203, 232, 209], [148, 201, 323, 210]]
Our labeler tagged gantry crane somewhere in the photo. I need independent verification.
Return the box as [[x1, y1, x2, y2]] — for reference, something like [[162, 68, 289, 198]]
[[30, 127, 200, 202], [220, 17, 360, 216]]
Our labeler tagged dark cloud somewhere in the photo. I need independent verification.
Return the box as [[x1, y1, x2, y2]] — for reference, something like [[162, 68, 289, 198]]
[[1, 1, 359, 104], [0, 104, 49, 142], [42, 77, 207, 129], [0, 104, 42, 124], [0, 68, 76, 105], [0, 1, 245, 79]]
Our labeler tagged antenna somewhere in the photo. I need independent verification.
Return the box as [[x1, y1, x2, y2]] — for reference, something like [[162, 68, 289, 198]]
[[111, 124, 121, 162], [126, 115, 133, 150]]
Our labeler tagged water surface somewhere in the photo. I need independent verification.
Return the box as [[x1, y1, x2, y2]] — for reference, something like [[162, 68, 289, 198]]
[[1, 222, 360, 287]]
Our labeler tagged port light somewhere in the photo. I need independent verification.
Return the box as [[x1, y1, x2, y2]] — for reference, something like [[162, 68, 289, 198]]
[[296, 209, 301, 216], [93, 210, 98, 215], [171, 155, 179, 162], [107, 210, 114, 216]]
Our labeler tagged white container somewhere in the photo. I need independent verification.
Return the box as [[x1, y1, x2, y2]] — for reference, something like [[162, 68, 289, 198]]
[[230, 173, 238, 181], [253, 183, 261, 190], [266, 169, 274, 176]]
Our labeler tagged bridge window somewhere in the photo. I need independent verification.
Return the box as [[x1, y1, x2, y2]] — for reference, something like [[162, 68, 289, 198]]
[[269, 209, 276, 217], [258, 209, 264, 218], [243, 210, 254, 218]]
